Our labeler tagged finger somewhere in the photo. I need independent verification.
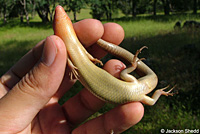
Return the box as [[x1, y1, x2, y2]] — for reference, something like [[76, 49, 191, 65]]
[[87, 22, 125, 59], [33, 102, 71, 133], [0, 35, 67, 132], [62, 60, 126, 126], [73, 102, 144, 134], [0, 83, 7, 98], [73, 19, 104, 47], [0, 39, 45, 91], [103, 59, 126, 79], [102, 22, 125, 44], [62, 87, 105, 126], [52, 67, 77, 100]]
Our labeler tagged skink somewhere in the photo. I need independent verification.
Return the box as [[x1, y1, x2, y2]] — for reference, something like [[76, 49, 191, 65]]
[[53, 6, 174, 105]]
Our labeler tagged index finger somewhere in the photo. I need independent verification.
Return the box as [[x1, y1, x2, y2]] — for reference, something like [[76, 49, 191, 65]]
[[74, 20, 125, 59]]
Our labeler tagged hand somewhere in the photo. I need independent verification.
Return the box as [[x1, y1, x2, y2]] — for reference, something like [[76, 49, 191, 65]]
[[0, 19, 144, 134]]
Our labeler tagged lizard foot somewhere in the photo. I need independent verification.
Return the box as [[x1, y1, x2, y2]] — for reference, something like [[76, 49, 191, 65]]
[[131, 46, 148, 68], [85, 50, 103, 66], [158, 85, 177, 96], [69, 66, 79, 80], [91, 58, 103, 66], [68, 59, 79, 80], [141, 85, 177, 105]]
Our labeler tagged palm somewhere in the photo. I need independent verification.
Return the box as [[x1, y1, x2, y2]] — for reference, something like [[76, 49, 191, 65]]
[[32, 101, 71, 133]]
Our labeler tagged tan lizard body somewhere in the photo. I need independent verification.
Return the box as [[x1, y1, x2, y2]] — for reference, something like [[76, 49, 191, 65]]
[[53, 5, 174, 105]]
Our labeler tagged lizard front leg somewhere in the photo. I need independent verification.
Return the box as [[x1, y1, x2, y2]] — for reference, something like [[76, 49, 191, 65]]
[[68, 58, 79, 80], [83, 47, 103, 66]]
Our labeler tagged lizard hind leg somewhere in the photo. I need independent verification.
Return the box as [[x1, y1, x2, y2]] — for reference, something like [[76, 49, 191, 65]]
[[120, 66, 138, 83], [141, 85, 176, 105], [120, 46, 147, 83]]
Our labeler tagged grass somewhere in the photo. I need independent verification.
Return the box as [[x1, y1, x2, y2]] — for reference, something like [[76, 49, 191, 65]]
[[0, 19, 53, 75], [121, 31, 200, 133], [0, 10, 200, 133]]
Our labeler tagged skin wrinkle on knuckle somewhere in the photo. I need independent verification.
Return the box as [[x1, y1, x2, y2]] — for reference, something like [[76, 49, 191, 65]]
[[17, 69, 40, 95]]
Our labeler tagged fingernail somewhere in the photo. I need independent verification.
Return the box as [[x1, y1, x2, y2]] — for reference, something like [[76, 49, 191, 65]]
[[42, 36, 57, 66]]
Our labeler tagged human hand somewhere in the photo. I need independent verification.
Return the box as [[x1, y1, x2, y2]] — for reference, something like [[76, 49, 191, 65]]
[[0, 19, 144, 133]]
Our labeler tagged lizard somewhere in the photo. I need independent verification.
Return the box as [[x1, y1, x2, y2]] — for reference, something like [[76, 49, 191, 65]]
[[53, 5, 174, 105]]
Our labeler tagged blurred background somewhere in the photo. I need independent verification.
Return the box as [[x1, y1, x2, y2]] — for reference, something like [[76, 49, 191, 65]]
[[0, 0, 199, 133]]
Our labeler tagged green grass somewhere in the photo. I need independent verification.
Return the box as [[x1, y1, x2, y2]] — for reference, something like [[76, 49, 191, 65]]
[[0, 19, 53, 75], [121, 31, 200, 133], [0, 11, 200, 134], [118, 20, 173, 38]]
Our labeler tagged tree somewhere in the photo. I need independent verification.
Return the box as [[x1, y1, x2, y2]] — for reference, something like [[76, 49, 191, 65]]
[[0, 0, 8, 23], [103, 0, 118, 20], [118, 0, 149, 18], [19, 0, 32, 24], [34, 0, 51, 23], [161, 0, 171, 15], [193, 0, 198, 14], [118, 0, 134, 17], [30, 0, 36, 19], [153, 0, 157, 15], [89, 0, 119, 20], [150, 0, 164, 16], [65, 0, 86, 21], [0, 0, 14, 23], [132, 0, 138, 17], [89, 0, 104, 20], [170, 0, 192, 12], [49, 0, 58, 21], [34, 0, 59, 23]]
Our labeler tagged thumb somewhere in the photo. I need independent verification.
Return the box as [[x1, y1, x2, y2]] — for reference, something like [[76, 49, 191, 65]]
[[0, 35, 67, 132]]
